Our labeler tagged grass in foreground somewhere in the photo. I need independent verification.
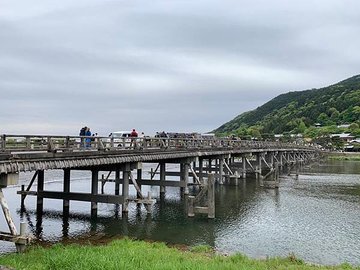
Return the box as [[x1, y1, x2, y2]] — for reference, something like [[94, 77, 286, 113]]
[[0, 239, 358, 270]]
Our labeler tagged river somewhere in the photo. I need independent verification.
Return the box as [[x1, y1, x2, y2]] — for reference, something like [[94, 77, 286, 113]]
[[0, 159, 359, 266]]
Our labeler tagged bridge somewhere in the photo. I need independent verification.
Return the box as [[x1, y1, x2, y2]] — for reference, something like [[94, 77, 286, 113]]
[[0, 134, 318, 251]]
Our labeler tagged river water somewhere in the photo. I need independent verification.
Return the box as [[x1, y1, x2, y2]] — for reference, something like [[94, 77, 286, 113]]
[[0, 160, 359, 266]]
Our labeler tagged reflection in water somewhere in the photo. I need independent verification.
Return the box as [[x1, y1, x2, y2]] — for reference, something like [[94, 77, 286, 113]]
[[3, 160, 360, 266]]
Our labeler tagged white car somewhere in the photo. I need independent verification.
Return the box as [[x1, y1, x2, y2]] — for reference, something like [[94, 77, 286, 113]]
[[109, 131, 132, 148], [109, 131, 132, 138]]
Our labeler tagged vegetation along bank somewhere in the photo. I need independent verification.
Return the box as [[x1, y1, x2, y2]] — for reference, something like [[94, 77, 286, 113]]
[[0, 239, 359, 270]]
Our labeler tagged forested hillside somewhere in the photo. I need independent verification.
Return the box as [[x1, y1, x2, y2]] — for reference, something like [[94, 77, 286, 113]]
[[215, 75, 360, 139]]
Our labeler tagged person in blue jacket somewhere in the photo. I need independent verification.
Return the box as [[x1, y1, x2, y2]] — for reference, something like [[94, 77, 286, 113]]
[[85, 127, 92, 148]]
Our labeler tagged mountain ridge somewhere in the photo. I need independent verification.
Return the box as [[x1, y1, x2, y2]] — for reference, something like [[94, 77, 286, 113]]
[[214, 75, 360, 137]]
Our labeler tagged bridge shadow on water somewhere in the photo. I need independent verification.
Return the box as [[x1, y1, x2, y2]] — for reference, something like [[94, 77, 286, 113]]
[[16, 177, 268, 249]]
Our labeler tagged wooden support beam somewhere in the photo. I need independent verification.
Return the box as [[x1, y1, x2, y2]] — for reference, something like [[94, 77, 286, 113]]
[[91, 169, 98, 216], [189, 164, 201, 185], [160, 162, 166, 194], [183, 162, 189, 195], [63, 168, 70, 209], [199, 158, 203, 182], [37, 170, 44, 212], [150, 164, 160, 180], [219, 158, 224, 184], [242, 156, 246, 179], [223, 160, 233, 175], [122, 164, 130, 213], [0, 189, 17, 235], [129, 172, 143, 199], [261, 155, 272, 169], [115, 169, 120, 196], [137, 168, 142, 200], [21, 171, 38, 207], [245, 157, 255, 172], [101, 171, 112, 194], [207, 173, 215, 219], [129, 172, 152, 213]]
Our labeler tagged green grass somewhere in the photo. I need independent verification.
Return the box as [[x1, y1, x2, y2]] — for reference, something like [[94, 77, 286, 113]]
[[0, 239, 359, 270]]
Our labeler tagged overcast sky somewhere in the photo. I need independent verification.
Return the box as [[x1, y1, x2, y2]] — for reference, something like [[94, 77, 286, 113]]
[[1, 0, 359, 136]]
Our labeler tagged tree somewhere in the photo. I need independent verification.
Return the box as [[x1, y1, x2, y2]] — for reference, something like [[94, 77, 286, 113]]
[[304, 126, 319, 139], [280, 132, 291, 142], [331, 136, 344, 150], [294, 120, 307, 134], [330, 110, 340, 123], [349, 123, 359, 131], [317, 113, 329, 125]]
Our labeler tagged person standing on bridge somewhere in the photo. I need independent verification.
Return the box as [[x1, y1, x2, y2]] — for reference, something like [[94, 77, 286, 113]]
[[79, 126, 87, 148], [130, 128, 138, 149], [85, 127, 92, 148]]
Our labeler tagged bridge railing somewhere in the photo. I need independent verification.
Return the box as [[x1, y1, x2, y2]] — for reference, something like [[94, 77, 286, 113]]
[[0, 134, 314, 153]]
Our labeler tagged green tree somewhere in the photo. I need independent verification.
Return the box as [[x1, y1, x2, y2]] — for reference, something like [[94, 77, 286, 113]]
[[330, 110, 340, 123], [317, 113, 329, 125], [304, 126, 319, 139], [349, 123, 359, 131]]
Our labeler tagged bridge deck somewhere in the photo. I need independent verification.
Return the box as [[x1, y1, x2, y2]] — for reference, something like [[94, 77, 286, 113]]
[[0, 134, 316, 174]]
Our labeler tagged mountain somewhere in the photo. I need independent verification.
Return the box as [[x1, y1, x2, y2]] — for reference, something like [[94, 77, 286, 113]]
[[214, 75, 360, 137]]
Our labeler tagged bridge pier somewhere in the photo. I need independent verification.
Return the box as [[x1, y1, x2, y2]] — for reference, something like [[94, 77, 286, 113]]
[[63, 169, 70, 212], [160, 162, 166, 195], [198, 158, 203, 183], [256, 153, 262, 180], [115, 169, 120, 196], [219, 157, 224, 184], [137, 168, 142, 201], [91, 169, 99, 217], [242, 156, 246, 179], [187, 173, 215, 219], [122, 164, 130, 213], [37, 170, 44, 213], [182, 161, 189, 195]]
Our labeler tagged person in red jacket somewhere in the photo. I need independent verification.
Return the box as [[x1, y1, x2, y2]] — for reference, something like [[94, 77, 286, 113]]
[[130, 129, 138, 137], [130, 129, 138, 149]]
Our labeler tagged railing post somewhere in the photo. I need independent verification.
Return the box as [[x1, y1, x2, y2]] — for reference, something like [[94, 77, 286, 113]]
[[47, 136, 54, 152], [1, 135, 6, 150], [65, 136, 70, 150], [26, 136, 31, 149]]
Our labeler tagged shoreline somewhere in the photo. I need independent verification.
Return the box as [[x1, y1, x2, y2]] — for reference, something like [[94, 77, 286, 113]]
[[0, 238, 358, 269], [323, 152, 360, 161]]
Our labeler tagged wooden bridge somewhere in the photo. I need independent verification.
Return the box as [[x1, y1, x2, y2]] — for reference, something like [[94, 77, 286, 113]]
[[0, 134, 318, 251]]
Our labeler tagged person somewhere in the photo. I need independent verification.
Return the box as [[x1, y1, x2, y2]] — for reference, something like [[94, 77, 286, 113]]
[[91, 132, 98, 143], [159, 131, 168, 148], [79, 126, 87, 148], [85, 127, 92, 148], [130, 129, 138, 149], [130, 129, 138, 137], [79, 126, 86, 136]]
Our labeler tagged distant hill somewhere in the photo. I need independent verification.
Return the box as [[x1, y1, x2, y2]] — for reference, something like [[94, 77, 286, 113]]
[[214, 75, 360, 137]]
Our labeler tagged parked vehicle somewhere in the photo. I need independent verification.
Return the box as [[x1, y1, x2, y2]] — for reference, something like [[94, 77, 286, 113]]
[[109, 131, 132, 148]]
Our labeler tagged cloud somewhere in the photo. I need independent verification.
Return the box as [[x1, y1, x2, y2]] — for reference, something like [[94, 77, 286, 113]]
[[0, 0, 360, 135]]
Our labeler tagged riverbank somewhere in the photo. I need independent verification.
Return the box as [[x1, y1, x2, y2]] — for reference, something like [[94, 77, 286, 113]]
[[324, 152, 360, 161], [0, 239, 358, 270]]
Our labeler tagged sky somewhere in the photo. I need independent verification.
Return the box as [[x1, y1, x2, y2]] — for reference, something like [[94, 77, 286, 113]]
[[1, 0, 360, 136]]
